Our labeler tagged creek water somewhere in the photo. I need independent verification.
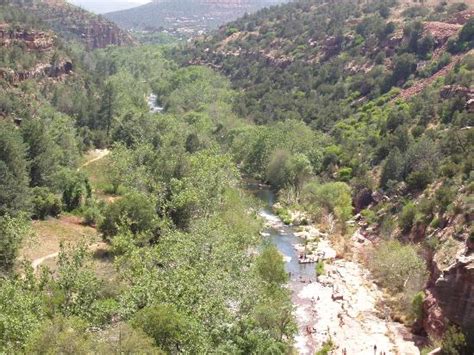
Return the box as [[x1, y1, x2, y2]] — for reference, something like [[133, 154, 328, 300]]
[[249, 182, 315, 281], [147, 93, 163, 113], [247, 181, 420, 355]]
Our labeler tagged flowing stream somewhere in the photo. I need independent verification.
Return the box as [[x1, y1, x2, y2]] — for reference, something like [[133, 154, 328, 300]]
[[248, 182, 420, 355], [147, 93, 163, 113]]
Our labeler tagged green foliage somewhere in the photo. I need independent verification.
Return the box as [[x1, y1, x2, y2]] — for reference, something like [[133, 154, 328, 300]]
[[131, 304, 189, 353], [50, 245, 102, 322], [25, 316, 93, 355], [316, 338, 335, 355], [411, 291, 424, 321], [99, 192, 158, 240], [315, 260, 325, 276], [302, 181, 353, 223], [256, 244, 288, 286], [59, 171, 91, 212], [21, 119, 61, 187], [0, 121, 30, 215], [31, 187, 62, 220], [0, 214, 30, 273], [381, 148, 404, 187], [399, 202, 418, 233], [441, 325, 468, 355], [369, 240, 427, 293], [95, 324, 161, 354], [0, 279, 44, 352]]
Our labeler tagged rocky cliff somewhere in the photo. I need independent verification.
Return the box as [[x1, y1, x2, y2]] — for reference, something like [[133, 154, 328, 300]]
[[10, 0, 135, 49]]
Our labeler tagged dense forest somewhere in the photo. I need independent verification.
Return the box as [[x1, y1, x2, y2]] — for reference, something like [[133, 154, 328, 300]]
[[0, 0, 473, 354]]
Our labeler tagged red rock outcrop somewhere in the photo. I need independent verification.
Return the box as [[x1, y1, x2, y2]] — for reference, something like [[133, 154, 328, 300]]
[[0, 24, 55, 52]]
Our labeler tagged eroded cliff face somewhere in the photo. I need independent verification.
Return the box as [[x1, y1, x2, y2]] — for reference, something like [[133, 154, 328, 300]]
[[11, 0, 135, 49], [426, 252, 474, 336], [420, 207, 474, 339], [0, 24, 55, 51]]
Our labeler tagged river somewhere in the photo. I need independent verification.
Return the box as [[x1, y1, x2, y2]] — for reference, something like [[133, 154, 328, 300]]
[[147, 93, 163, 113], [248, 182, 420, 355]]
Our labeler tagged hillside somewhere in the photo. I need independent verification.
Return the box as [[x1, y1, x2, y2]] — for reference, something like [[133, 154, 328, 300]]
[[1, 0, 474, 353], [8, 0, 135, 49], [105, 0, 287, 39], [177, 0, 474, 347]]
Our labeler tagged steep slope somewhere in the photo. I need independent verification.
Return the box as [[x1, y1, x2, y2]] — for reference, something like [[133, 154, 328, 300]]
[[179, 0, 474, 345], [105, 0, 287, 38], [8, 0, 135, 49]]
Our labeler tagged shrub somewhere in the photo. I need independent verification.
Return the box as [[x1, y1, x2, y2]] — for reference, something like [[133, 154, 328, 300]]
[[399, 202, 417, 233], [82, 202, 103, 227], [406, 170, 434, 191], [411, 291, 424, 323], [337, 167, 352, 182], [25, 316, 93, 354], [302, 181, 353, 223], [99, 193, 158, 240], [369, 240, 428, 293], [441, 325, 468, 355], [315, 260, 325, 276], [131, 304, 189, 353], [31, 187, 62, 220]]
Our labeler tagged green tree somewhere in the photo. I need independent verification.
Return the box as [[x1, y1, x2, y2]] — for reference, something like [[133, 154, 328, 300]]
[[0, 122, 30, 215], [98, 81, 116, 138], [369, 240, 427, 293], [21, 119, 60, 187], [441, 325, 468, 355], [0, 279, 44, 352], [380, 148, 403, 188], [25, 316, 93, 355], [0, 214, 30, 273], [302, 181, 353, 223], [131, 304, 189, 353], [256, 244, 288, 286], [99, 192, 158, 240]]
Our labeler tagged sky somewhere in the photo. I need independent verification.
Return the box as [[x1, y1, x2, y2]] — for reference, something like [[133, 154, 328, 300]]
[[68, 0, 151, 14]]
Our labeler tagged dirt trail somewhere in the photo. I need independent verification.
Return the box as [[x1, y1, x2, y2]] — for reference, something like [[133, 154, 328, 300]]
[[29, 149, 110, 272], [78, 148, 110, 171], [31, 242, 107, 272]]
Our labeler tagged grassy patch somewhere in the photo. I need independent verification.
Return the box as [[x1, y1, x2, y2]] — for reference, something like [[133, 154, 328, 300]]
[[19, 215, 99, 263]]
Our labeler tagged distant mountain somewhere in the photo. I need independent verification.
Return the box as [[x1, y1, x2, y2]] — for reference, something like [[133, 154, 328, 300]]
[[105, 0, 288, 38], [68, 0, 151, 14]]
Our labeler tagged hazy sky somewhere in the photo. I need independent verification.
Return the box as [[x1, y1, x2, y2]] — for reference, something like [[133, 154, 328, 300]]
[[68, 0, 151, 14]]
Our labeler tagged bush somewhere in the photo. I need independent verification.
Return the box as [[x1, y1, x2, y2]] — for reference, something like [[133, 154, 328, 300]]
[[99, 193, 158, 240], [399, 202, 417, 233], [25, 316, 93, 354], [131, 304, 189, 353], [337, 167, 352, 182], [369, 240, 427, 293], [31, 187, 61, 220], [315, 260, 325, 276], [96, 324, 161, 354], [302, 181, 353, 223], [441, 325, 468, 355], [0, 214, 30, 273], [82, 201, 103, 227], [406, 170, 434, 191]]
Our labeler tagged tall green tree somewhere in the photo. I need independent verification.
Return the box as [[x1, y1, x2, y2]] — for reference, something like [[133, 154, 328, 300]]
[[21, 119, 60, 187], [0, 122, 30, 215]]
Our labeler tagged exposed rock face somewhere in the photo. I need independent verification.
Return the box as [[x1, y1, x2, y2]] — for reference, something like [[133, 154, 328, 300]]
[[423, 289, 447, 338], [10, 1, 135, 50], [0, 24, 55, 52], [431, 254, 474, 330], [0, 60, 73, 83]]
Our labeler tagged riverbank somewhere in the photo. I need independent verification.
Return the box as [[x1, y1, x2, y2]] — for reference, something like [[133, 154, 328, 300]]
[[253, 184, 420, 354]]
